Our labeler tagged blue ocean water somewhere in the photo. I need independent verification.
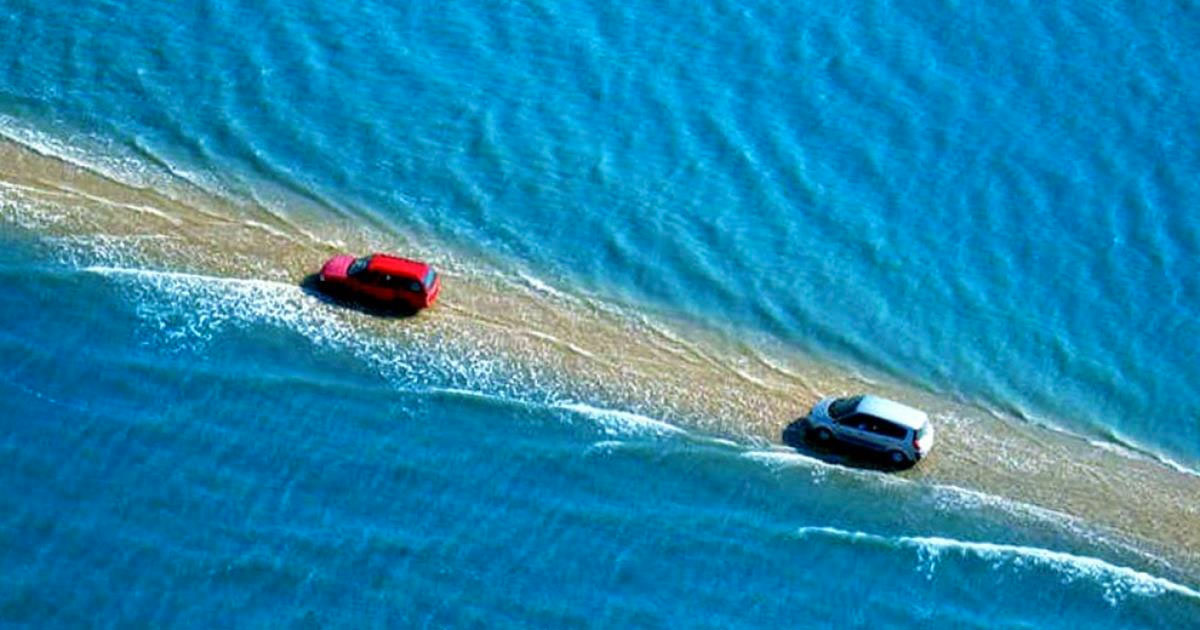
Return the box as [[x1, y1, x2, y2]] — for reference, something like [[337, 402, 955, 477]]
[[5, 0, 1197, 462], [2, 0, 1199, 626], [2, 238, 1196, 627]]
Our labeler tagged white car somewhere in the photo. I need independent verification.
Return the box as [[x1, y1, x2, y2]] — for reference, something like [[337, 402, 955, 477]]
[[803, 395, 934, 466]]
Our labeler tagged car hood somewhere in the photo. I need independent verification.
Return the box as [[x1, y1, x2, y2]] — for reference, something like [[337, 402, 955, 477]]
[[321, 255, 356, 280]]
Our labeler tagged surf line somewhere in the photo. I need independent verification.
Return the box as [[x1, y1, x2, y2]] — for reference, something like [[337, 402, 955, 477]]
[[796, 525, 1200, 603]]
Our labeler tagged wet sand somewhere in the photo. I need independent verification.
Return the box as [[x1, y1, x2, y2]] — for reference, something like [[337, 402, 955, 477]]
[[2, 135, 1198, 581]]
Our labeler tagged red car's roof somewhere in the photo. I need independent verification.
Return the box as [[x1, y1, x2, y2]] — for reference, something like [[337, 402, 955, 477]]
[[366, 254, 431, 279]]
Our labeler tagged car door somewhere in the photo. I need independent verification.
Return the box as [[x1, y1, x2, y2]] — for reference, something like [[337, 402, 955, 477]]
[[355, 271, 391, 301], [377, 274, 404, 302], [834, 414, 877, 448], [868, 420, 908, 452], [857, 417, 897, 452]]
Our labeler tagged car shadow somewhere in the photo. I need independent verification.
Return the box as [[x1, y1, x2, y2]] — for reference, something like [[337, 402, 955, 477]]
[[299, 273, 420, 319], [781, 418, 914, 472]]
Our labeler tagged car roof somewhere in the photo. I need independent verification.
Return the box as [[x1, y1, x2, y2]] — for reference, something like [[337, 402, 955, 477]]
[[367, 254, 431, 279], [854, 395, 929, 429]]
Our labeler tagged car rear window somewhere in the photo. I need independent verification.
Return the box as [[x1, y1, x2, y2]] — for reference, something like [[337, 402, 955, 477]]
[[829, 396, 863, 420], [423, 268, 437, 290]]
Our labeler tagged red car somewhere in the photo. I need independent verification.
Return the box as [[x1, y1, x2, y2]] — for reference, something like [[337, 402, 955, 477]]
[[318, 253, 441, 311]]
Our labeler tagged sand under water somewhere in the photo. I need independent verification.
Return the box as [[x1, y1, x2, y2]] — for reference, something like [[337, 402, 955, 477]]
[[3, 133, 1198, 587]]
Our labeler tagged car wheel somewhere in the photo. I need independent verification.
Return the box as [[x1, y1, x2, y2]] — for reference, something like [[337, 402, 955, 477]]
[[888, 450, 909, 466], [812, 427, 833, 443]]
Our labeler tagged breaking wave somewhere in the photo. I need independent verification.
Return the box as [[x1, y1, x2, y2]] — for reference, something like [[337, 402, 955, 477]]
[[795, 525, 1200, 605]]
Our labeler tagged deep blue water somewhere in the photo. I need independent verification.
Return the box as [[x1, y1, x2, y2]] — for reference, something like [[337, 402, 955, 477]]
[[2, 0, 1199, 626]]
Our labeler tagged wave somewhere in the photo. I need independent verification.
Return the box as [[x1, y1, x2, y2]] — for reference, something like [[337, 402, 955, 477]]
[[1085, 433, 1200, 480], [998, 397, 1200, 479], [83, 264, 291, 289], [430, 386, 750, 448], [7, 128, 1200, 581], [515, 270, 586, 306], [79, 265, 699, 446], [968, 397, 1200, 480], [740, 446, 893, 480], [78, 265, 409, 370], [796, 525, 1200, 605], [743, 448, 1158, 566], [552, 401, 686, 438], [0, 114, 237, 214]]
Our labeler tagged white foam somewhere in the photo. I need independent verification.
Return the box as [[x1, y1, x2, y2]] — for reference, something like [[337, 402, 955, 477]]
[[79, 267, 675, 441], [982, 403, 1200, 479], [0, 185, 68, 230], [739, 449, 1163, 570], [1085, 435, 1200, 479], [740, 449, 835, 484], [429, 386, 501, 402], [553, 401, 685, 438], [0, 179, 73, 199], [90, 266, 561, 423], [927, 483, 1082, 527], [796, 525, 1200, 605], [426, 386, 558, 417], [523, 329, 597, 359], [84, 265, 295, 293], [748, 347, 804, 380], [78, 264, 500, 405], [587, 439, 629, 451], [923, 482, 1182, 574], [241, 219, 299, 243], [741, 448, 828, 470], [80, 265, 371, 357], [31, 180, 185, 226], [516, 270, 580, 305], [0, 116, 261, 238], [727, 362, 775, 390], [0, 116, 166, 192]]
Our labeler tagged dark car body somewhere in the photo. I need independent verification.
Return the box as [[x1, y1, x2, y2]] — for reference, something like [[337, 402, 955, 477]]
[[801, 395, 934, 466]]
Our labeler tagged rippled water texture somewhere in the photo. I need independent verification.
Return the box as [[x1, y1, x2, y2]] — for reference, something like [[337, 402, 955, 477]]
[[2, 0, 1199, 626]]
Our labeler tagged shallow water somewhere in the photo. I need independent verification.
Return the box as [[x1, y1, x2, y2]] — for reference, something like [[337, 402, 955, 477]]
[[3, 236, 1199, 626], [2, 0, 1199, 625]]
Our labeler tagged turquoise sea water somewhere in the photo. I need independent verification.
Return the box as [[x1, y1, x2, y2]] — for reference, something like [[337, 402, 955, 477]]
[[2, 0, 1199, 626]]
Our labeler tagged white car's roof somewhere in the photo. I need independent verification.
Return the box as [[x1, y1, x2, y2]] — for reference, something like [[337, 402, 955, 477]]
[[855, 395, 929, 430]]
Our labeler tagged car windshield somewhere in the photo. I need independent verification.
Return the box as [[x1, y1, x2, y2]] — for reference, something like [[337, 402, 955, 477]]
[[828, 396, 863, 420], [348, 256, 371, 276], [423, 268, 437, 290]]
